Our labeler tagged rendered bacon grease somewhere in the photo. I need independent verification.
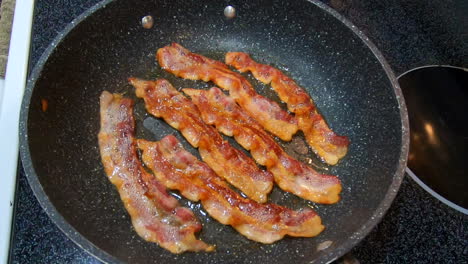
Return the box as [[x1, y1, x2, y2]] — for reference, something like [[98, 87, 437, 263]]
[[97, 44, 350, 254], [97, 91, 213, 253]]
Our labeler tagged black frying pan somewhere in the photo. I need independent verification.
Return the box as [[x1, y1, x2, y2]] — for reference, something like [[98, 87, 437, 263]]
[[19, 0, 409, 263]]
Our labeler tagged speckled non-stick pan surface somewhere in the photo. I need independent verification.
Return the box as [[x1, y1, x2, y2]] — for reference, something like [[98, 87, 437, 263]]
[[19, 0, 409, 263]]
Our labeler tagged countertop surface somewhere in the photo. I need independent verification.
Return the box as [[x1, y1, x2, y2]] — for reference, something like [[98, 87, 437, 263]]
[[10, 0, 468, 263]]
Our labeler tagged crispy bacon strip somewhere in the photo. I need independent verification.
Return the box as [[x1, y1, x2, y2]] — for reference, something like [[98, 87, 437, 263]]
[[226, 52, 350, 165], [138, 135, 325, 243], [184, 87, 341, 204], [129, 78, 273, 203], [97, 91, 213, 253], [156, 43, 298, 141]]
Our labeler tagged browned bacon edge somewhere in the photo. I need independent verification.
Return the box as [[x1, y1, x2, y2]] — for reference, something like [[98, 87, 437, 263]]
[[184, 87, 341, 204], [128, 78, 273, 203], [138, 135, 325, 243], [225, 52, 350, 165], [97, 91, 214, 253], [156, 43, 299, 141]]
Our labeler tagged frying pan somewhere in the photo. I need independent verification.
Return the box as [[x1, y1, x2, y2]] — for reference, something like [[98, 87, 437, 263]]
[[19, 0, 409, 263]]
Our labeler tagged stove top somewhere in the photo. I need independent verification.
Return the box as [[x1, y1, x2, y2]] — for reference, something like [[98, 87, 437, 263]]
[[8, 0, 468, 263]]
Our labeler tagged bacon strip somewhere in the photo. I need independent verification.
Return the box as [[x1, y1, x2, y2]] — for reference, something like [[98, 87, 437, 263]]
[[225, 52, 350, 165], [97, 91, 213, 253], [156, 43, 298, 141], [138, 135, 325, 243], [184, 88, 342, 204], [129, 78, 273, 203]]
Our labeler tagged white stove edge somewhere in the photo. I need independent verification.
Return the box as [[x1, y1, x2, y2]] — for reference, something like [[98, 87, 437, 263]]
[[0, 0, 35, 262]]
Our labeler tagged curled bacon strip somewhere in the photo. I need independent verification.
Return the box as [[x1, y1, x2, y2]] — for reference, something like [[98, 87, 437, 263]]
[[138, 135, 325, 243], [129, 78, 273, 203], [184, 87, 341, 204], [156, 43, 298, 141], [97, 91, 213, 253], [226, 52, 350, 165]]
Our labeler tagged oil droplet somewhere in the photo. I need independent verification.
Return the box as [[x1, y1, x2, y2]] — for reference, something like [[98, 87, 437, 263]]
[[41, 99, 48, 112]]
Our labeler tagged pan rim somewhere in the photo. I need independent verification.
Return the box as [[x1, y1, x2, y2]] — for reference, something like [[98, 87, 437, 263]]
[[20, 1, 123, 263], [306, 1, 410, 263], [19, 0, 409, 263]]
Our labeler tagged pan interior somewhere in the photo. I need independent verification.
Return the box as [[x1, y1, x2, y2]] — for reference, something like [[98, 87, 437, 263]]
[[23, 0, 404, 263]]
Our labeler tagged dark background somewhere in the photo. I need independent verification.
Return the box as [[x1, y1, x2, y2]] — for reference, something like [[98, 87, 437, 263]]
[[9, 0, 468, 263]]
